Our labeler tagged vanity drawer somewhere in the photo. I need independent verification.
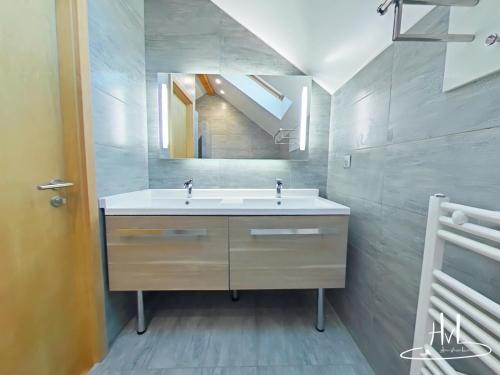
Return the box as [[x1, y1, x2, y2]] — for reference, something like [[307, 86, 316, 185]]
[[106, 216, 228, 291], [229, 216, 348, 290]]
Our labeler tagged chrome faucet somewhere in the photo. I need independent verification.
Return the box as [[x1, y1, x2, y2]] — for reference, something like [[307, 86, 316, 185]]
[[276, 179, 283, 199], [184, 178, 193, 198]]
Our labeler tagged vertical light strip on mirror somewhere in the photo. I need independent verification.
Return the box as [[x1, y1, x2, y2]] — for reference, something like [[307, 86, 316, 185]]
[[300, 86, 308, 151], [160, 83, 169, 149]]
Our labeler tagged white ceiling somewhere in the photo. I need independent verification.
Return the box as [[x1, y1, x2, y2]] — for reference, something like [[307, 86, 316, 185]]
[[211, 0, 433, 94]]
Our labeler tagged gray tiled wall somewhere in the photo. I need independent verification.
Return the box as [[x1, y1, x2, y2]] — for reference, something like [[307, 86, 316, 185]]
[[327, 8, 500, 375], [196, 95, 284, 159], [88, 0, 148, 346], [145, 0, 330, 196]]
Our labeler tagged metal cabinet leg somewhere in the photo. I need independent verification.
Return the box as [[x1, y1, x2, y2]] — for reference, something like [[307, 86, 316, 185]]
[[316, 288, 325, 332], [231, 290, 240, 301], [137, 291, 146, 335]]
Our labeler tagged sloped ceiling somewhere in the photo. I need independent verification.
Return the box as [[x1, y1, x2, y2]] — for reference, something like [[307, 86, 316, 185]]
[[205, 75, 310, 138], [211, 0, 432, 94]]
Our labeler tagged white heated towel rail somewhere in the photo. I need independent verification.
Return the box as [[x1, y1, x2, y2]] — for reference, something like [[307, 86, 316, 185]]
[[410, 194, 500, 375]]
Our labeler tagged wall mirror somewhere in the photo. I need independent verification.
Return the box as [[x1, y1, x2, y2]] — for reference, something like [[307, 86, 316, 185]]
[[158, 73, 312, 160]]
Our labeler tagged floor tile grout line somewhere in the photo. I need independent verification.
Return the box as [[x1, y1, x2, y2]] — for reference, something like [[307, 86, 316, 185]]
[[96, 292, 373, 374]]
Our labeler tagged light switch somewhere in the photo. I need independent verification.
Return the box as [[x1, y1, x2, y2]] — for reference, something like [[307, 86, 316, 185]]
[[344, 154, 351, 169]]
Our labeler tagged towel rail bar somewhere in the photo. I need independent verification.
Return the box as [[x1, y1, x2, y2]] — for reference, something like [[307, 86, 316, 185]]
[[432, 283, 500, 336], [377, 0, 478, 43], [440, 202, 500, 225], [428, 308, 499, 373], [430, 296, 500, 355], [433, 270, 500, 318], [438, 216, 500, 243], [423, 344, 457, 375], [410, 195, 500, 375], [423, 358, 447, 375], [437, 230, 500, 262]]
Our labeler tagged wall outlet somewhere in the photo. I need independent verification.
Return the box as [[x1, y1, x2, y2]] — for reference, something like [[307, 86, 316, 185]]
[[344, 154, 351, 169]]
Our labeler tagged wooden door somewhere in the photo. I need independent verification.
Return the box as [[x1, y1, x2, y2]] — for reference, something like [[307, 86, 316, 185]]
[[170, 81, 195, 158], [0, 1, 105, 374], [171, 92, 189, 158]]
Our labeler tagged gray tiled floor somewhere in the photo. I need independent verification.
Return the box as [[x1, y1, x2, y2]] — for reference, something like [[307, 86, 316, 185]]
[[89, 291, 374, 375]]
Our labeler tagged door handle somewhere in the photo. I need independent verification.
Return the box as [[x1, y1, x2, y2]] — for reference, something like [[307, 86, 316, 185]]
[[37, 179, 74, 191]]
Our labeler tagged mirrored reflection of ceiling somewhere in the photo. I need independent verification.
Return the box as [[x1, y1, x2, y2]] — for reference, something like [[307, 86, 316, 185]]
[[211, 0, 433, 94], [197, 74, 311, 141]]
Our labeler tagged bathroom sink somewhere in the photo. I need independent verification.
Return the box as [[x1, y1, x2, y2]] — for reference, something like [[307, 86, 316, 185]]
[[241, 197, 322, 208], [152, 198, 223, 208], [99, 189, 350, 216]]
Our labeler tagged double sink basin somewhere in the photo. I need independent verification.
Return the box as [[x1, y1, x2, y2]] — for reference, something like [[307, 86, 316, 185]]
[[99, 188, 350, 216]]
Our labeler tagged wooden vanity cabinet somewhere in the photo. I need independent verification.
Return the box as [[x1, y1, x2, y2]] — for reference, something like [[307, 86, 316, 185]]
[[106, 216, 229, 291], [229, 216, 348, 290], [105, 215, 348, 291]]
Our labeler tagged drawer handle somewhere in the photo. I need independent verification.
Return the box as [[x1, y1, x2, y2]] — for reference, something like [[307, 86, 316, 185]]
[[249, 228, 338, 236], [116, 228, 208, 238]]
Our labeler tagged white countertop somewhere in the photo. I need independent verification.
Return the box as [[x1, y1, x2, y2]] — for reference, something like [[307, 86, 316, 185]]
[[99, 189, 350, 216]]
